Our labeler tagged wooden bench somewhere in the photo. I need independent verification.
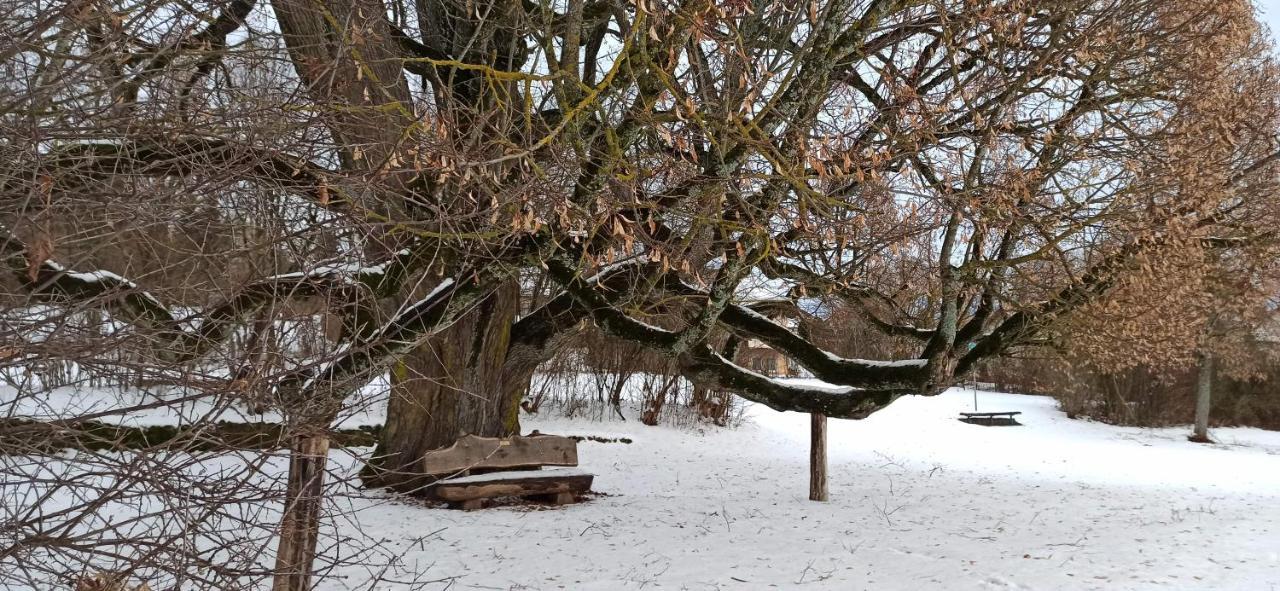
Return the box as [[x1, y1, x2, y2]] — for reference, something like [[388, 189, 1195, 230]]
[[420, 433, 594, 510], [958, 411, 1022, 426]]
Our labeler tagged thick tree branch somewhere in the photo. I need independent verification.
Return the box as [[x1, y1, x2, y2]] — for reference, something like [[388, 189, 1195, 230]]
[[1, 223, 422, 364], [119, 0, 256, 103], [658, 274, 930, 390], [5, 137, 335, 206]]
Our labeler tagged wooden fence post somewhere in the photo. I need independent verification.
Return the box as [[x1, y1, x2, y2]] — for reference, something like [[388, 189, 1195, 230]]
[[809, 413, 828, 501], [273, 433, 330, 591]]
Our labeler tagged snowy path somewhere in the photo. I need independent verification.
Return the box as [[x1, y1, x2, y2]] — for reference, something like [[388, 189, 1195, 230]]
[[317, 390, 1280, 590]]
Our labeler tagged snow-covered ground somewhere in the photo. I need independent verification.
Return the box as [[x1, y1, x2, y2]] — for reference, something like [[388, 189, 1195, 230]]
[[4, 386, 1280, 589], [307, 389, 1280, 590]]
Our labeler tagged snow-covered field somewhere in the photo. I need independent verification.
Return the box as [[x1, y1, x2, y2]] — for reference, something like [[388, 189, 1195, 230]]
[[309, 389, 1280, 590], [5, 386, 1280, 590]]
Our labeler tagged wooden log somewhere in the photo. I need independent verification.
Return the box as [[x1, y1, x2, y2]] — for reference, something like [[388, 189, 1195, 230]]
[[0, 418, 382, 453], [272, 433, 329, 591], [418, 433, 578, 476], [809, 413, 828, 502], [429, 470, 593, 503]]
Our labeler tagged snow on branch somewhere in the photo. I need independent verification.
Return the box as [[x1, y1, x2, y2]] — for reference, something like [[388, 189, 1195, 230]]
[[1, 223, 421, 364], [1, 225, 175, 326], [537, 249, 928, 417], [164, 250, 417, 362], [277, 238, 543, 411], [678, 347, 910, 418], [661, 274, 930, 390], [262, 249, 412, 288]]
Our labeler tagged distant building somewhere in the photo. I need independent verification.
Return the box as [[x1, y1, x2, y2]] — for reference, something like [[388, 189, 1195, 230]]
[[738, 338, 796, 376], [732, 303, 803, 377], [731, 273, 817, 378]]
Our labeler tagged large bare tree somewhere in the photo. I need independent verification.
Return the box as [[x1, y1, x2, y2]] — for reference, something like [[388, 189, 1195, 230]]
[[3, 0, 1278, 587]]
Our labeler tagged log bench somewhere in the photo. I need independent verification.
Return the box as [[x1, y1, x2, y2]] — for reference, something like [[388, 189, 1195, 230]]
[[420, 433, 594, 510], [958, 411, 1022, 426]]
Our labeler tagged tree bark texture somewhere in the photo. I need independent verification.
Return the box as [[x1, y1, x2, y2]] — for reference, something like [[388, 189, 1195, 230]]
[[809, 413, 828, 501], [1192, 352, 1214, 443], [272, 434, 331, 591], [365, 281, 527, 492]]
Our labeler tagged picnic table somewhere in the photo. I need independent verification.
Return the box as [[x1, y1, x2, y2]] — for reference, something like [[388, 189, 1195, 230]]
[[958, 411, 1022, 426]]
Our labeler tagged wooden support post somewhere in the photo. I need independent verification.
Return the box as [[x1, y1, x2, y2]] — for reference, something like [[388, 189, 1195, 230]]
[[809, 413, 828, 501], [549, 491, 574, 505], [273, 433, 330, 591]]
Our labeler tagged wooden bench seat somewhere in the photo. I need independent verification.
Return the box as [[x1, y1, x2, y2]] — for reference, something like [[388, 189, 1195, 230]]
[[430, 468, 594, 510], [418, 434, 594, 509]]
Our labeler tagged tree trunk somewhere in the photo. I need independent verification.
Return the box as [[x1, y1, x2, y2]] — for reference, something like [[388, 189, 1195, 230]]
[[809, 413, 828, 501], [363, 282, 527, 492], [1191, 352, 1214, 443], [608, 374, 628, 421], [273, 433, 330, 591]]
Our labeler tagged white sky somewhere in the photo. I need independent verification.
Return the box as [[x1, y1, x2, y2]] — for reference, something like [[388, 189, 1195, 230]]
[[1259, 0, 1280, 47]]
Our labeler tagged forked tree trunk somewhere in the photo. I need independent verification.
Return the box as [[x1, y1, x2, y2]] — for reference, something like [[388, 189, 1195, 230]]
[[273, 433, 331, 591], [608, 374, 629, 421], [363, 282, 527, 492], [1191, 352, 1214, 443], [809, 413, 828, 501]]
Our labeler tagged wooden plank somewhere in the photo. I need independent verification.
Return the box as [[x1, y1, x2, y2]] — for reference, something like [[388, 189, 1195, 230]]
[[419, 433, 578, 476], [436, 467, 589, 485], [429, 471, 593, 502]]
